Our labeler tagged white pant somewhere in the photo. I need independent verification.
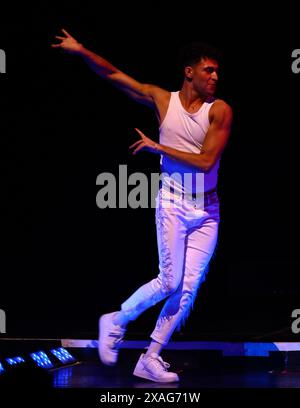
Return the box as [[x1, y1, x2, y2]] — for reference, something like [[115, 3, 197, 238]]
[[121, 188, 220, 345]]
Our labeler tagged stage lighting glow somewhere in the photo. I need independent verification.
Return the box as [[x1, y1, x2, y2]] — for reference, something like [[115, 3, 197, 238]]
[[0, 362, 4, 373], [30, 351, 54, 369], [50, 347, 76, 364], [6, 356, 25, 365], [53, 366, 74, 387]]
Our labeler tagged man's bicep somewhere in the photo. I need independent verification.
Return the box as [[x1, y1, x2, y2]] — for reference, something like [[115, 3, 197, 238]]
[[201, 106, 233, 164], [109, 71, 155, 106]]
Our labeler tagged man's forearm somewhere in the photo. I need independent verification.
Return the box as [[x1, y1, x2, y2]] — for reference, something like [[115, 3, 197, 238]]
[[78, 46, 117, 78], [157, 144, 212, 173]]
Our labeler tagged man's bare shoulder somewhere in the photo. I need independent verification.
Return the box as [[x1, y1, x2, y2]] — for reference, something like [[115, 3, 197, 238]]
[[212, 98, 232, 112], [148, 84, 171, 100], [210, 98, 232, 117], [209, 98, 233, 125], [147, 85, 171, 121]]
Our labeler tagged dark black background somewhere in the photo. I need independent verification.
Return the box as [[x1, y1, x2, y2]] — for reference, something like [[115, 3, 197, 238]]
[[1, 2, 299, 339]]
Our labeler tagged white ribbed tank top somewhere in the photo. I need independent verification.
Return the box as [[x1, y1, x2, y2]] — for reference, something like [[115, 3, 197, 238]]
[[159, 91, 219, 194]]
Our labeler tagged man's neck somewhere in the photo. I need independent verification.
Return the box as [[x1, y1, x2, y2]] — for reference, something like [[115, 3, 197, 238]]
[[179, 88, 207, 111]]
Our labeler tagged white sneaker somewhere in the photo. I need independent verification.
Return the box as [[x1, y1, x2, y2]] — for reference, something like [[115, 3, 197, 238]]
[[98, 312, 126, 366], [133, 353, 179, 383]]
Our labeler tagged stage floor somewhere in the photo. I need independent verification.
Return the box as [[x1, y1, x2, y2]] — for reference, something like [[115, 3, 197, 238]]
[[1, 340, 300, 404], [52, 351, 300, 389]]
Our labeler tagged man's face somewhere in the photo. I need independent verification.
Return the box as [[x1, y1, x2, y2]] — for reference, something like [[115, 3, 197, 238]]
[[189, 57, 219, 96]]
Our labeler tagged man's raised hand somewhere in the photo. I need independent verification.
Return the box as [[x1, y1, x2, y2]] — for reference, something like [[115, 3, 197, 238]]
[[51, 29, 83, 54]]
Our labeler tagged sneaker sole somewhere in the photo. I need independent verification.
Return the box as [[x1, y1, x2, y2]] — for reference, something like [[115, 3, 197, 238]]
[[98, 315, 117, 366], [133, 363, 179, 383]]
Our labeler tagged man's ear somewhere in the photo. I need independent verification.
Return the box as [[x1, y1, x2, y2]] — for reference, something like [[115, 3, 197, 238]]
[[184, 66, 193, 81]]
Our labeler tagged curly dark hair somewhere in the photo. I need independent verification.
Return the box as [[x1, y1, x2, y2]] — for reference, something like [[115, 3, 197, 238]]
[[177, 42, 222, 72]]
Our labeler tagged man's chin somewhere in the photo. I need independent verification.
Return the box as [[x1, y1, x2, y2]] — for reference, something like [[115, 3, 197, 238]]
[[207, 85, 217, 95]]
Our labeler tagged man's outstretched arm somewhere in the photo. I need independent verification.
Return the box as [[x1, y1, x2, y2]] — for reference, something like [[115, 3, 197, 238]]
[[51, 29, 168, 110]]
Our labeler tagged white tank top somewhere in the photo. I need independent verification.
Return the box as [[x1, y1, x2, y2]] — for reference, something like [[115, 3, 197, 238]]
[[159, 91, 219, 194]]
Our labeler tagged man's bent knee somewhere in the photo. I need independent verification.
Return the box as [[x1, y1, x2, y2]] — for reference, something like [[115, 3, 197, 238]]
[[162, 280, 181, 296]]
